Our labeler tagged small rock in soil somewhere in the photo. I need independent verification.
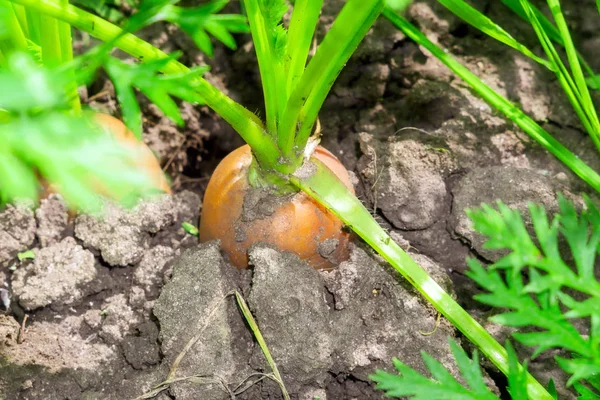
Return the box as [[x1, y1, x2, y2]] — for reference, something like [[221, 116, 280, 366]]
[[248, 244, 333, 392], [11, 237, 103, 310], [35, 194, 68, 247], [449, 167, 574, 261], [75, 194, 179, 267], [0, 201, 36, 267], [153, 242, 252, 400], [357, 132, 456, 230]]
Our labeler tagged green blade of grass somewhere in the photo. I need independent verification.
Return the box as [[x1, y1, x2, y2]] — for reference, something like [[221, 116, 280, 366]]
[[519, 0, 600, 153], [290, 157, 553, 400], [10, 0, 283, 172], [233, 291, 290, 400], [243, 0, 282, 136], [546, 0, 599, 133], [501, 0, 561, 43], [382, 7, 600, 193], [501, 0, 600, 90], [278, 0, 384, 161], [284, 0, 323, 96], [437, 0, 553, 70]]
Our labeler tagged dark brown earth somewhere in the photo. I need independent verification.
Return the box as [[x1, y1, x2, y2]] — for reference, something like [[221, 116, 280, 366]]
[[2, 0, 599, 399]]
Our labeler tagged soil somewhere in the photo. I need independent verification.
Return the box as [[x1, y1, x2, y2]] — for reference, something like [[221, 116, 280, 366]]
[[1, 0, 599, 399]]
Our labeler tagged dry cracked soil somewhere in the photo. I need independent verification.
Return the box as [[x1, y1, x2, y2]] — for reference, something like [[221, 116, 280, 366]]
[[2, 0, 600, 399]]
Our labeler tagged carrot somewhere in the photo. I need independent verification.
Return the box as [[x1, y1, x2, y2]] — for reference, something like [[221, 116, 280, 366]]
[[199, 145, 353, 270]]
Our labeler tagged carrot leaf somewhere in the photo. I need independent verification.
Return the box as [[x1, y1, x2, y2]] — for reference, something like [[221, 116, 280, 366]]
[[104, 55, 209, 139]]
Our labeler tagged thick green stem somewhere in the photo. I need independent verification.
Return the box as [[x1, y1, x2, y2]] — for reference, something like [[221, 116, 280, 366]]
[[39, 13, 62, 66], [57, 0, 80, 112], [10, 3, 28, 36], [244, 0, 280, 136], [290, 159, 553, 400], [278, 0, 384, 161], [284, 0, 323, 97], [293, 0, 384, 156], [10, 0, 282, 171], [383, 7, 600, 194], [0, 0, 29, 53]]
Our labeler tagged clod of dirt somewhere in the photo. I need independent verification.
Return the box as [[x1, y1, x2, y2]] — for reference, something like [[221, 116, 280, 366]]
[[322, 246, 458, 382], [75, 192, 196, 267], [0, 314, 117, 373], [35, 194, 68, 247], [99, 294, 143, 343], [0, 201, 36, 267], [122, 322, 161, 370], [449, 167, 573, 261], [11, 237, 105, 310], [153, 242, 252, 400], [357, 132, 456, 230], [133, 245, 177, 298], [248, 244, 333, 392]]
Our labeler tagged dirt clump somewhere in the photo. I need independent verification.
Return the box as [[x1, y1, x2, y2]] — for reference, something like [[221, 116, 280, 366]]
[[449, 166, 578, 261], [358, 131, 456, 230], [35, 194, 69, 248], [11, 237, 104, 310], [0, 201, 36, 268], [153, 241, 253, 400]]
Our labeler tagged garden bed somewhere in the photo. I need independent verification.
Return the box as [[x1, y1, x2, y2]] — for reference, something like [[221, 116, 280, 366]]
[[1, 0, 598, 398]]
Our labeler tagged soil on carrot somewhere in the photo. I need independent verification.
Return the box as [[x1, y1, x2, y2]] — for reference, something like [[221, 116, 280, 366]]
[[1, 1, 598, 399]]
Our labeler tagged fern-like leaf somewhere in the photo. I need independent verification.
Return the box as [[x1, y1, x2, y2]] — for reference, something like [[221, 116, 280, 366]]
[[128, 0, 249, 57], [371, 338, 529, 399], [466, 197, 600, 389], [104, 56, 208, 138]]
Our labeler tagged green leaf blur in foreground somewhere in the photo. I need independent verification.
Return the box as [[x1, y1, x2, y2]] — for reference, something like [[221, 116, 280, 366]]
[[371, 339, 529, 399], [466, 197, 600, 393], [105, 56, 208, 139], [0, 53, 157, 210]]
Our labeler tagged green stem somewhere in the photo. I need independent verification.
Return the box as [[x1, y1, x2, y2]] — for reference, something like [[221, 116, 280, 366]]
[[383, 7, 600, 194], [24, 7, 41, 44], [10, 3, 28, 36], [0, 0, 29, 53], [284, 0, 323, 96], [39, 12, 62, 66], [58, 0, 80, 112], [243, 0, 280, 136], [278, 0, 384, 161], [290, 158, 553, 400], [10, 0, 282, 171]]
